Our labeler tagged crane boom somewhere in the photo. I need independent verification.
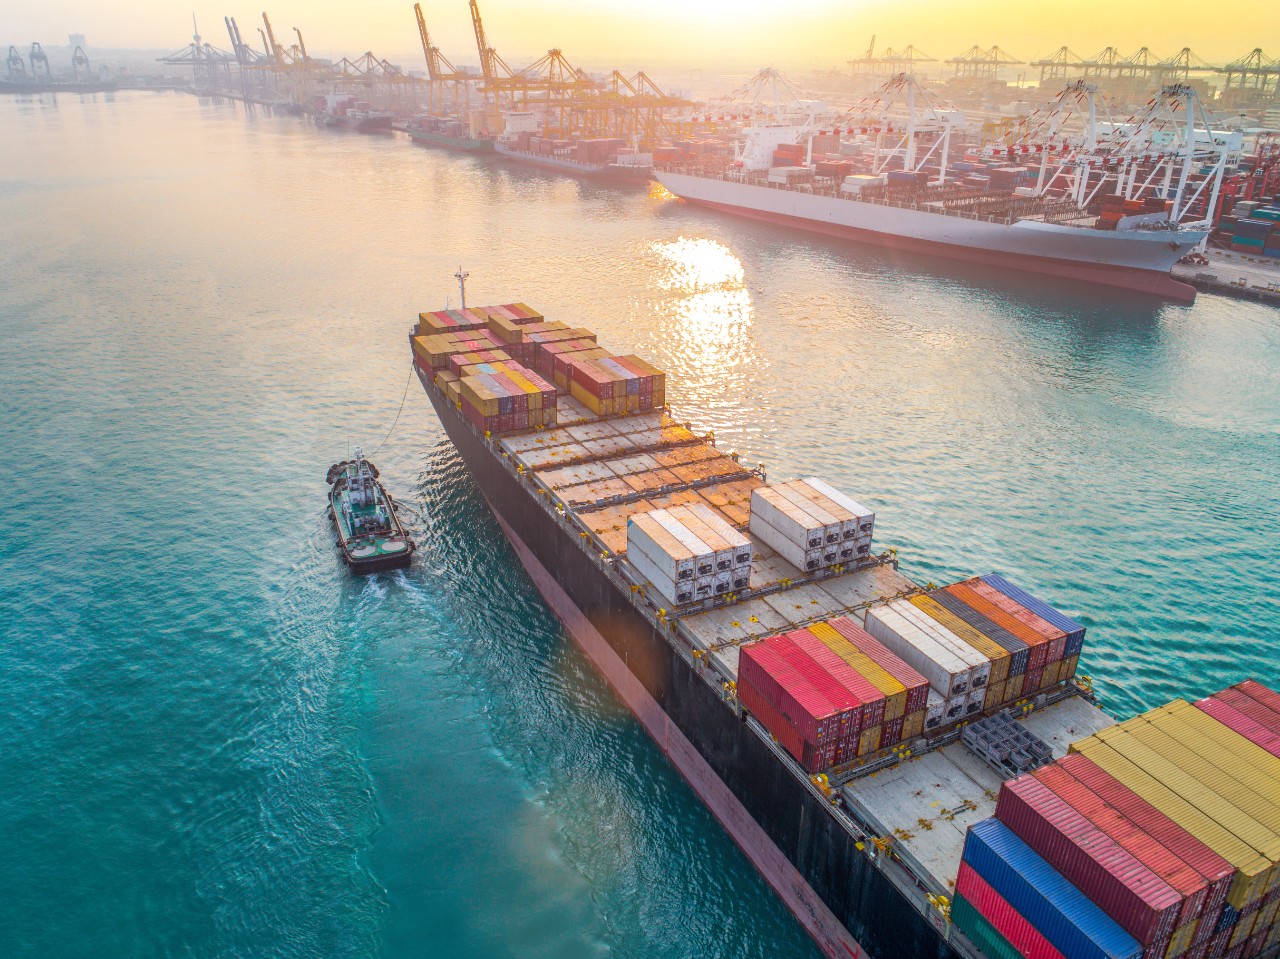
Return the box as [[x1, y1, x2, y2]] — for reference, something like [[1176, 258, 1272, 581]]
[[261, 12, 283, 64], [414, 3, 439, 80], [468, 0, 492, 83], [294, 27, 307, 62]]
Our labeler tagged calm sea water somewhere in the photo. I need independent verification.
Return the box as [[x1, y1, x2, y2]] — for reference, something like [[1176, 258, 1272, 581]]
[[2, 91, 1277, 958]]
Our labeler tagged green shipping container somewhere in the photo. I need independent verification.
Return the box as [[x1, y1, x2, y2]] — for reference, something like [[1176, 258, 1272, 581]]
[[1232, 236, 1265, 247], [952, 895, 1022, 959]]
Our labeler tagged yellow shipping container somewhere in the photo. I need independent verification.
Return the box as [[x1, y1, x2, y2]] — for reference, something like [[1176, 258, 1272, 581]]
[[512, 303, 543, 322], [1061, 654, 1079, 683], [1069, 738, 1273, 904], [504, 370, 542, 410], [460, 376, 501, 417], [858, 724, 882, 757], [1156, 702, 1280, 783], [434, 369, 460, 392], [445, 380, 462, 408], [902, 709, 924, 740], [807, 622, 908, 722], [1071, 736, 1277, 904], [984, 679, 1008, 711], [1117, 723, 1280, 836], [1006, 673, 1025, 701], [1144, 707, 1280, 806], [1230, 912, 1258, 948], [1164, 918, 1198, 959], [910, 595, 1011, 685]]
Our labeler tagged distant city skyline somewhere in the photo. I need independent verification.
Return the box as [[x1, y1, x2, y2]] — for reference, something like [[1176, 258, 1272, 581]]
[[5, 0, 1271, 74]]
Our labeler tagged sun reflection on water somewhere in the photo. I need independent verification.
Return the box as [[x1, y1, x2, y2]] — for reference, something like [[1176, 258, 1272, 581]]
[[647, 236, 765, 445]]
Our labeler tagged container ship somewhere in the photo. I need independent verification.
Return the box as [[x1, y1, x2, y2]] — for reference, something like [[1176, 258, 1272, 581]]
[[401, 114, 494, 153], [493, 127, 652, 184], [654, 78, 1239, 302], [410, 298, 1280, 959]]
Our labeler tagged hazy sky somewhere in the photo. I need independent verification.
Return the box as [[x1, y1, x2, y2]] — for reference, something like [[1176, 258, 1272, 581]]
[[7, 0, 1274, 73]]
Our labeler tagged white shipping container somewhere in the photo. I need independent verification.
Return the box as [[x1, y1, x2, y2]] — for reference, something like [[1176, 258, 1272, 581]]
[[889, 600, 990, 691], [964, 689, 986, 717], [786, 480, 860, 544], [944, 694, 968, 721], [750, 487, 825, 550], [671, 507, 736, 573], [627, 514, 695, 582], [692, 575, 717, 601], [772, 485, 842, 546], [864, 605, 971, 698], [925, 689, 947, 730], [626, 542, 693, 609], [804, 478, 875, 539], [649, 510, 716, 578], [748, 512, 825, 572], [684, 503, 754, 569]]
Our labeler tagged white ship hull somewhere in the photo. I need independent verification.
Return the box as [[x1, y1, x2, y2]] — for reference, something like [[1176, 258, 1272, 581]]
[[655, 170, 1205, 301]]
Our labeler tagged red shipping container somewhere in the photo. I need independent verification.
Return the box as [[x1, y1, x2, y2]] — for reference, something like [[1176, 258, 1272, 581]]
[[1024, 666, 1045, 693], [1035, 764, 1211, 925], [960, 577, 1068, 663], [783, 629, 876, 734], [882, 715, 905, 746], [997, 775, 1183, 944], [770, 636, 865, 743], [1056, 753, 1236, 920], [1195, 697, 1280, 759], [737, 678, 833, 771], [955, 861, 1066, 959], [570, 359, 615, 399], [945, 582, 1050, 671], [1228, 683, 1280, 727], [739, 642, 843, 745], [826, 617, 930, 715]]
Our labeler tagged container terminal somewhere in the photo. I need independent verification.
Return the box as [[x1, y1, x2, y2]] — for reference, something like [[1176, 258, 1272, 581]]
[[145, 5, 1280, 300], [409, 296, 1280, 959]]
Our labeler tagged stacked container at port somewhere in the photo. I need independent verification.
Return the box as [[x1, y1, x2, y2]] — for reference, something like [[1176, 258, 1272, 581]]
[[626, 504, 752, 608], [953, 680, 1280, 959], [736, 616, 930, 772], [748, 479, 874, 573], [569, 356, 666, 417], [1231, 210, 1280, 258]]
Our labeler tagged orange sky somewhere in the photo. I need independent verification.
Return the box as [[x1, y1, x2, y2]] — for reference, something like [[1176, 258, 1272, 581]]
[[8, 0, 1273, 74]]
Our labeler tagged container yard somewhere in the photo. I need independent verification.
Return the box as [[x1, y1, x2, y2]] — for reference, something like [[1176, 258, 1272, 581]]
[[406, 293, 1279, 959]]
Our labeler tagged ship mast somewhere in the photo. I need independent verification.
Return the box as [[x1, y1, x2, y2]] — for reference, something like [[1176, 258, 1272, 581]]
[[454, 266, 470, 308]]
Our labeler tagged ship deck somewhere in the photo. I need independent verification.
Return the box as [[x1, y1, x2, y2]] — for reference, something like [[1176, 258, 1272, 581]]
[[839, 696, 1114, 897], [474, 386, 1115, 894]]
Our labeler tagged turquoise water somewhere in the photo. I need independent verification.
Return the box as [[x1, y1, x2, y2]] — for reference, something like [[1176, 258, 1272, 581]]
[[1, 91, 1277, 957]]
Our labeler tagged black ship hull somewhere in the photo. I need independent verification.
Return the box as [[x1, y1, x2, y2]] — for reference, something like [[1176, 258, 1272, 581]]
[[422, 371, 960, 959]]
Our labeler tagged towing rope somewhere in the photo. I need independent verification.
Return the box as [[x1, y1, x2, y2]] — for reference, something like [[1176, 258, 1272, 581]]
[[369, 360, 414, 458]]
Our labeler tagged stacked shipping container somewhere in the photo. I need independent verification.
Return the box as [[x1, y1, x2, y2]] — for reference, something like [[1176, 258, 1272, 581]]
[[954, 681, 1280, 959], [736, 616, 930, 772], [626, 504, 753, 608], [748, 479, 874, 573]]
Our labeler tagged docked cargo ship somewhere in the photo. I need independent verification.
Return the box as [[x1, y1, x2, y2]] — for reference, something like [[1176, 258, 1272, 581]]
[[402, 114, 494, 153], [494, 138, 652, 184], [655, 78, 1237, 302], [411, 298, 1280, 959]]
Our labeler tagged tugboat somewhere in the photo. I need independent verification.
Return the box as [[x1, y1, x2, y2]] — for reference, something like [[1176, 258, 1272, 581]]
[[326, 448, 415, 573]]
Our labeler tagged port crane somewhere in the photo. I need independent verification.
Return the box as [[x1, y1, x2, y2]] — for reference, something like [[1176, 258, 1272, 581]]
[[414, 2, 473, 117], [28, 42, 51, 80], [6, 45, 25, 81], [70, 45, 92, 82]]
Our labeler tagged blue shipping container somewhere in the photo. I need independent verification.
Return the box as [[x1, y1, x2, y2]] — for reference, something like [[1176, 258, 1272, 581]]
[[962, 819, 1141, 959], [1234, 218, 1273, 236], [980, 574, 1086, 658]]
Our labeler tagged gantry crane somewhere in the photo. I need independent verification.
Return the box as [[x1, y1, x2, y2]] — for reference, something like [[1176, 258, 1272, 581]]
[[28, 42, 51, 80], [415, 2, 473, 116], [6, 45, 25, 80]]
